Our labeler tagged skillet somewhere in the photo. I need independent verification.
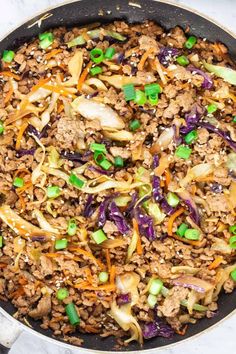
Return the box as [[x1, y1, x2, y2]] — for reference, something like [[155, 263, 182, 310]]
[[0, 0, 236, 353]]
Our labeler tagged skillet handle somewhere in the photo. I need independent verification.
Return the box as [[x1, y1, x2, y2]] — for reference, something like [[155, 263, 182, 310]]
[[0, 343, 10, 354], [0, 312, 22, 353]]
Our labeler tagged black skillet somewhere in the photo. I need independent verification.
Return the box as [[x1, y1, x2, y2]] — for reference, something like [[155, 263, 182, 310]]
[[0, 0, 235, 353]]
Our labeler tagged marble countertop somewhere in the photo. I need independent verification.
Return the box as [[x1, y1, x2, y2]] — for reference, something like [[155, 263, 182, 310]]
[[0, 0, 236, 353]]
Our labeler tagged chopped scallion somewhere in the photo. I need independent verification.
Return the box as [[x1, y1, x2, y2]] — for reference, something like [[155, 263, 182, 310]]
[[0, 120, 4, 135], [13, 177, 24, 188], [2, 50, 15, 63], [0, 236, 3, 248], [129, 119, 141, 131], [67, 219, 77, 236], [92, 229, 107, 244], [147, 294, 158, 309], [114, 156, 124, 167], [55, 238, 68, 250], [90, 66, 103, 76], [185, 36, 197, 49], [176, 223, 188, 237], [176, 55, 189, 66], [104, 47, 115, 59], [65, 303, 80, 326], [47, 185, 61, 199], [99, 271, 109, 283], [144, 83, 161, 96], [134, 90, 147, 106], [184, 229, 200, 240], [229, 235, 236, 249], [123, 84, 136, 101], [207, 103, 217, 114], [229, 225, 236, 235], [69, 173, 84, 189], [90, 143, 107, 153], [175, 145, 192, 159], [57, 288, 69, 300], [149, 278, 163, 296], [184, 130, 198, 144], [230, 268, 236, 281], [90, 48, 104, 64]]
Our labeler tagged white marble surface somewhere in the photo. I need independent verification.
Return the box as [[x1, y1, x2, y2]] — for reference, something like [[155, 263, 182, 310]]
[[0, 0, 236, 353]]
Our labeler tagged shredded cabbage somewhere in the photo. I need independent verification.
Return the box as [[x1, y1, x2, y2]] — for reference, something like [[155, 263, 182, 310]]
[[204, 61, 236, 86], [33, 209, 59, 234], [31, 135, 46, 186]]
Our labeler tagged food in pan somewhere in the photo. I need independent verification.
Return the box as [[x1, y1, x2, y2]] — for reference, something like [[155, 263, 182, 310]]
[[0, 20, 236, 347]]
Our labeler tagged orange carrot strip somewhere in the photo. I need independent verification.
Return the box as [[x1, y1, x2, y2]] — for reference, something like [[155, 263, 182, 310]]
[[85, 268, 93, 284], [169, 233, 205, 247], [15, 122, 28, 150], [164, 169, 171, 188], [105, 249, 111, 272], [16, 181, 32, 195], [0, 263, 7, 268], [133, 219, 143, 255], [75, 284, 116, 291], [57, 103, 64, 113], [176, 325, 188, 336], [45, 49, 63, 60], [68, 246, 104, 269], [208, 256, 224, 270], [77, 61, 93, 91], [17, 194, 26, 212], [30, 77, 51, 93], [167, 207, 185, 236], [4, 81, 13, 104], [14, 168, 31, 178], [0, 71, 21, 80], [84, 325, 100, 334], [138, 48, 154, 71], [110, 265, 116, 285], [43, 84, 77, 98]]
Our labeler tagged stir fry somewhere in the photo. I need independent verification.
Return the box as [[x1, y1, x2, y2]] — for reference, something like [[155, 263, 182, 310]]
[[0, 20, 236, 347]]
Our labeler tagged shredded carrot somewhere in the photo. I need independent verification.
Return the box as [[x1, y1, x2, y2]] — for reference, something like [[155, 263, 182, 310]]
[[167, 207, 185, 236], [14, 168, 31, 178], [105, 249, 111, 272], [30, 77, 51, 93], [133, 219, 143, 255], [68, 246, 105, 269], [77, 61, 93, 91], [84, 293, 98, 299], [9, 287, 25, 299], [43, 84, 77, 98], [164, 169, 171, 189], [138, 48, 154, 71], [84, 325, 100, 333], [169, 233, 205, 247], [16, 181, 33, 195], [57, 103, 64, 113], [208, 256, 224, 270], [153, 57, 167, 85], [75, 281, 90, 288], [85, 268, 93, 284], [0, 263, 7, 268], [160, 179, 165, 187], [109, 265, 116, 285], [15, 122, 28, 150], [4, 81, 13, 104], [75, 283, 116, 291], [190, 184, 197, 195], [50, 316, 65, 323], [17, 194, 26, 212], [0, 71, 21, 80], [45, 49, 63, 60], [18, 276, 28, 285], [176, 325, 188, 336]]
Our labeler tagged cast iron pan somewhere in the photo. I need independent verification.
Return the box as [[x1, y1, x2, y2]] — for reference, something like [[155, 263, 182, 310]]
[[0, 0, 236, 353]]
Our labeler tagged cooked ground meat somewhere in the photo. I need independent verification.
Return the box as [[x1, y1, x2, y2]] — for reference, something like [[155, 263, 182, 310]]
[[0, 20, 235, 348]]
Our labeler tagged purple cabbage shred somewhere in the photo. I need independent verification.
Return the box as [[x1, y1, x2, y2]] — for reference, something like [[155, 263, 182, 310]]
[[142, 318, 174, 339], [134, 207, 156, 241], [83, 195, 95, 218], [27, 124, 49, 139], [180, 103, 205, 135], [187, 65, 213, 90], [108, 201, 130, 234], [116, 293, 131, 306], [16, 148, 36, 157], [158, 47, 179, 67], [198, 122, 236, 152]]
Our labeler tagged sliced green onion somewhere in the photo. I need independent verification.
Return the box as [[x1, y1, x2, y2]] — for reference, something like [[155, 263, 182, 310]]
[[57, 288, 69, 300], [184, 130, 198, 144], [2, 50, 15, 63], [90, 66, 103, 76], [123, 84, 136, 101], [104, 47, 115, 59], [167, 192, 180, 207], [176, 55, 189, 66], [90, 143, 107, 153], [55, 238, 68, 250], [65, 303, 80, 326], [184, 229, 200, 240], [134, 90, 147, 106], [99, 159, 112, 170], [92, 229, 107, 244], [67, 219, 77, 236], [94, 151, 105, 164], [55, 239, 68, 250], [47, 185, 61, 199], [175, 145, 192, 159], [185, 36, 197, 49], [229, 235, 236, 249], [69, 173, 84, 189], [67, 35, 86, 48], [90, 48, 104, 64], [39, 33, 54, 49], [13, 177, 24, 188], [207, 103, 217, 114], [148, 93, 159, 106], [114, 156, 124, 167], [99, 271, 109, 283], [230, 268, 236, 281], [233, 116, 236, 123], [147, 294, 158, 309], [0, 120, 4, 135], [0, 236, 3, 248], [149, 278, 163, 296], [144, 83, 162, 96], [129, 119, 141, 131], [229, 225, 236, 235], [176, 223, 188, 237]]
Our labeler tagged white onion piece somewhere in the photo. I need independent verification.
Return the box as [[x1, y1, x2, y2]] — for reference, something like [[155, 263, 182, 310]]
[[211, 237, 232, 254], [99, 74, 142, 89], [29, 87, 51, 103], [85, 78, 108, 91], [103, 130, 134, 141], [226, 152, 236, 172], [229, 181, 236, 209], [116, 272, 140, 305], [180, 163, 214, 187], [71, 96, 125, 130], [64, 51, 83, 86], [151, 127, 175, 153], [33, 209, 59, 234], [172, 276, 213, 293]]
